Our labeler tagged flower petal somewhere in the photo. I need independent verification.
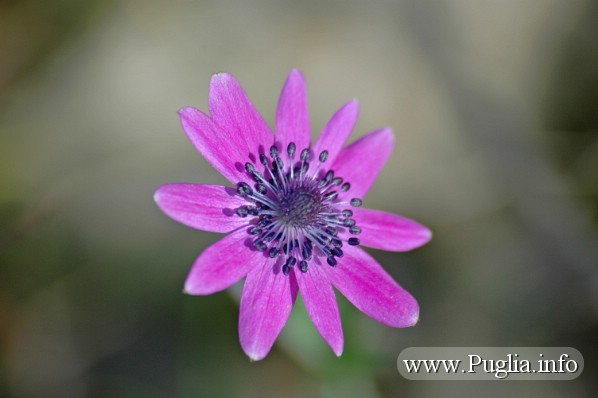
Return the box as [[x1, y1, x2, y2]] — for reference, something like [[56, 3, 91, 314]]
[[184, 228, 260, 295], [178, 107, 252, 184], [239, 260, 298, 361], [154, 184, 249, 233], [313, 99, 359, 166], [209, 72, 274, 160], [294, 264, 343, 356], [351, 208, 432, 252], [324, 246, 419, 328], [331, 128, 394, 198], [275, 69, 311, 154]]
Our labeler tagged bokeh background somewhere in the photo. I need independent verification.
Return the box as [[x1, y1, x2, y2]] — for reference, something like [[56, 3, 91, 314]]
[[1, 0, 597, 397]]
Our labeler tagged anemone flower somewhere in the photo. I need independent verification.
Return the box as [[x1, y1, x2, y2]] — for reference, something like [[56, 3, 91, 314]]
[[154, 69, 431, 361]]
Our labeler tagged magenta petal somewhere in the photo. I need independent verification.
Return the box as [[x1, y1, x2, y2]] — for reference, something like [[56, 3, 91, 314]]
[[184, 228, 259, 295], [154, 184, 249, 233], [313, 99, 359, 165], [331, 128, 394, 198], [324, 246, 419, 328], [209, 73, 274, 158], [294, 265, 343, 356], [239, 261, 298, 361], [275, 69, 311, 153], [351, 208, 432, 252], [179, 107, 252, 184]]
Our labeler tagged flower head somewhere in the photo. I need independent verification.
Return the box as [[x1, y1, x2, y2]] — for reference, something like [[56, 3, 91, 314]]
[[154, 69, 432, 360]]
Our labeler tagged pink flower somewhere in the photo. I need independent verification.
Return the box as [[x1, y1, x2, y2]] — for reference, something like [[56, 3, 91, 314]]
[[154, 69, 432, 361]]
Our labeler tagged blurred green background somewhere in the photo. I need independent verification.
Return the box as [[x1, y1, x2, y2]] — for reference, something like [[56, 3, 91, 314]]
[[1, 0, 597, 397]]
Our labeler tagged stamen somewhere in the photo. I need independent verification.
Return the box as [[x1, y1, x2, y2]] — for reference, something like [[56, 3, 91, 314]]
[[350, 198, 362, 207], [349, 226, 361, 235], [331, 247, 343, 258], [255, 184, 267, 195], [331, 177, 343, 186], [270, 145, 279, 159], [236, 182, 252, 197], [327, 256, 337, 267], [348, 237, 360, 246], [248, 226, 261, 235], [300, 148, 310, 161], [253, 240, 267, 252], [269, 247, 280, 258], [287, 142, 296, 157], [234, 144, 363, 275], [324, 191, 338, 201], [288, 142, 296, 179], [299, 260, 308, 273], [343, 218, 356, 227]]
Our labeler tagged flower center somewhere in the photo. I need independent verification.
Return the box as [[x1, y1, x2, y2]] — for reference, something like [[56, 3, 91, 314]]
[[278, 187, 322, 228], [234, 142, 363, 275]]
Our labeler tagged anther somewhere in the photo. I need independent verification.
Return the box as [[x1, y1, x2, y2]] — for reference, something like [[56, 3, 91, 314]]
[[286, 256, 297, 267], [348, 237, 360, 246], [246, 206, 259, 216], [236, 182, 252, 197], [263, 231, 277, 243], [319, 150, 329, 163], [331, 177, 343, 186], [287, 142, 296, 157], [235, 207, 248, 217], [282, 264, 291, 275], [302, 244, 313, 261], [270, 145, 279, 159], [325, 226, 337, 236], [323, 170, 333, 183], [327, 256, 337, 267], [300, 148, 310, 161], [255, 184, 267, 195], [331, 247, 343, 258], [268, 247, 280, 258], [324, 191, 338, 201], [342, 209, 353, 217], [257, 218, 270, 227], [350, 198, 362, 207], [259, 153, 269, 165], [248, 226, 262, 235], [349, 226, 361, 235], [275, 157, 284, 169], [299, 260, 308, 273], [253, 240, 267, 252], [341, 183, 350, 192], [343, 218, 356, 227], [245, 162, 255, 173]]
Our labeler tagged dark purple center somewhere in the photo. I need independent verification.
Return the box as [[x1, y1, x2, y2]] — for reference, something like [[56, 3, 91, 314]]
[[234, 142, 362, 275]]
